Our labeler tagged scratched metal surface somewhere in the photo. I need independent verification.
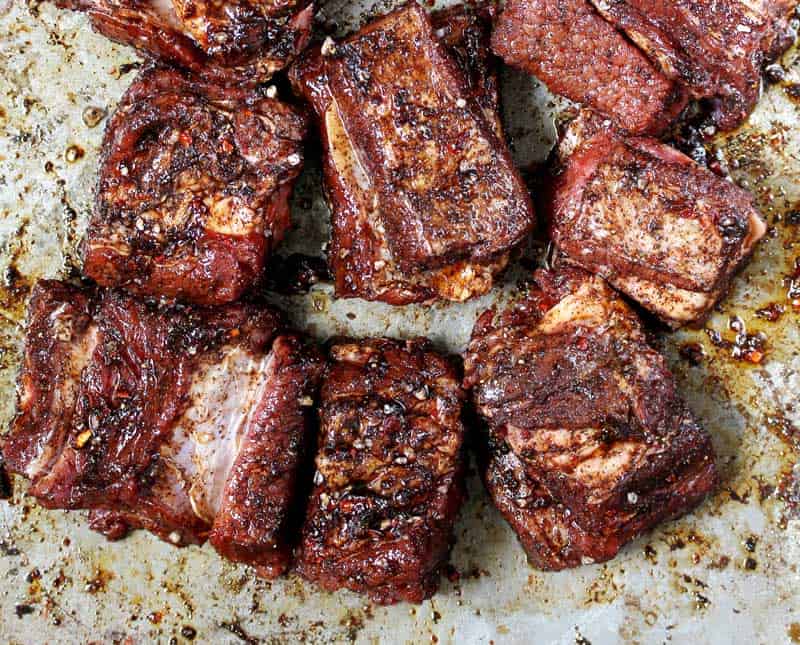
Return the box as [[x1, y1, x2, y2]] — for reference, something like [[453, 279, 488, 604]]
[[0, 1, 799, 643]]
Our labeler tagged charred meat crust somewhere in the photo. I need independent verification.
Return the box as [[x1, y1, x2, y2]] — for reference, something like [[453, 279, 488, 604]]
[[323, 3, 533, 271], [3, 280, 324, 576], [82, 66, 307, 305], [490, 0, 687, 135], [587, 0, 797, 130], [55, 0, 315, 84], [464, 268, 718, 569], [289, 3, 534, 305], [547, 113, 767, 327], [297, 337, 467, 604], [207, 334, 324, 577]]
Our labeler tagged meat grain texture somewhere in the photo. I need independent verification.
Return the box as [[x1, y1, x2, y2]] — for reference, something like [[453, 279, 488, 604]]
[[290, 3, 535, 304], [463, 268, 718, 569], [297, 337, 467, 604], [3, 281, 324, 577], [588, 0, 797, 130], [490, 0, 687, 135], [82, 66, 307, 305]]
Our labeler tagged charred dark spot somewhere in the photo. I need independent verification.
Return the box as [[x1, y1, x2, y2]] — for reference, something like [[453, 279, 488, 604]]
[[755, 303, 784, 322], [765, 64, 787, 84], [784, 83, 800, 101], [694, 592, 710, 610], [264, 254, 331, 295], [0, 456, 11, 500], [220, 620, 259, 644], [15, 604, 35, 618], [679, 343, 705, 365], [118, 61, 142, 76]]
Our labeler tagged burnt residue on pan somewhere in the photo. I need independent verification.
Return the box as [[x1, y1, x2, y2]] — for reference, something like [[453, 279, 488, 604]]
[[0, 1, 799, 644]]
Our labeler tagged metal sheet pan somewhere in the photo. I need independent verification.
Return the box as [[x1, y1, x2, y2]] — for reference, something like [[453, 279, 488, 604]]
[[0, 1, 798, 643]]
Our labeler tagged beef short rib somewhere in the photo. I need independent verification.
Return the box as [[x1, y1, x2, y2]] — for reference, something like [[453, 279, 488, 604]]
[[491, 0, 687, 135], [588, 0, 796, 130], [547, 112, 766, 327], [82, 66, 306, 305], [290, 3, 534, 304], [297, 337, 466, 604], [3, 280, 323, 577], [54, 0, 314, 84], [464, 268, 718, 569]]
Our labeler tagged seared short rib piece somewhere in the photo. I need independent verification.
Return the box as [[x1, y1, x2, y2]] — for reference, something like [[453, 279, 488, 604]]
[[588, 0, 797, 130], [82, 66, 306, 305], [463, 268, 718, 570], [491, 0, 687, 135], [547, 113, 766, 327], [290, 3, 534, 304], [297, 337, 466, 604], [54, 0, 314, 84], [3, 280, 323, 577]]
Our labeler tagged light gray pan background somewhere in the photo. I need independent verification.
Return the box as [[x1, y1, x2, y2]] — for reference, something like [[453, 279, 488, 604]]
[[0, 1, 799, 643]]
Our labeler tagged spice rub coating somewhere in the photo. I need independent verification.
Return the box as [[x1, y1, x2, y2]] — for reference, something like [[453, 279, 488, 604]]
[[547, 113, 766, 327], [83, 66, 306, 305], [464, 268, 718, 569], [3, 281, 323, 576], [290, 3, 534, 304], [297, 337, 467, 604]]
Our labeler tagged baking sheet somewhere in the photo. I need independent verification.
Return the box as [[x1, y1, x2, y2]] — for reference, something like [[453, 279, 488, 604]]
[[0, 1, 799, 643]]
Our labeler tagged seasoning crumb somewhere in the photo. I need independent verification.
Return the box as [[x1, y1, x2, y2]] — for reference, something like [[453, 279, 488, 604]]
[[82, 106, 107, 128], [64, 144, 84, 163]]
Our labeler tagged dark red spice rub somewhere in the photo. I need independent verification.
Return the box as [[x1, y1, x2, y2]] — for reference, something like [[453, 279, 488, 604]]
[[3, 280, 323, 577], [464, 268, 718, 570], [491, 0, 687, 135], [83, 65, 307, 305], [297, 337, 467, 604]]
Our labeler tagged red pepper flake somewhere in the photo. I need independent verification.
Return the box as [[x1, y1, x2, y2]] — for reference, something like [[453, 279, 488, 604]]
[[742, 350, 764, 364]]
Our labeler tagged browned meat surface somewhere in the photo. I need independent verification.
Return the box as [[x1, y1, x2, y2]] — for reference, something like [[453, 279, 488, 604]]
[[54, 0, 314, 84], [297, 338, 466, 604], [3, 280, 323, 576], [547, 113, 767, 327], [82, 66, 306, 305], [463, 268, 718, 570], [491, 0, 687, 135], [290, 3, 534, 305], [588, 0, 797, 130]]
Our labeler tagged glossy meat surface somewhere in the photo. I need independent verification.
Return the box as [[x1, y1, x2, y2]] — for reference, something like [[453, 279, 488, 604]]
[[3, 281, 323, 575], [464, 269, 718, 569], [588, 0, 796, 130], [297, 338, 466, 604], [55, 0, 314, 83], [491, 0, 687, 135], [548, 113, 767, 327], [82, 66, 306, 305], [290, 3, 534, 304]]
